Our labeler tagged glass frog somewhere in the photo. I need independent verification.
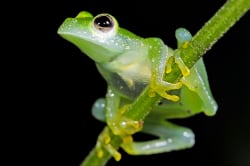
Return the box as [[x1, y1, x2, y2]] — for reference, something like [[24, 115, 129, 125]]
[[58, 11, 218, 161]]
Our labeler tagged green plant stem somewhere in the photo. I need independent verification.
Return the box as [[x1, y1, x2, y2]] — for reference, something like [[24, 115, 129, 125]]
[[81, 0, 250, 165]]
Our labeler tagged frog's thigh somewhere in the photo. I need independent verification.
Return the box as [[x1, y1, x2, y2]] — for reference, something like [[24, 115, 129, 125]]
[[121, 119, 194, 155]]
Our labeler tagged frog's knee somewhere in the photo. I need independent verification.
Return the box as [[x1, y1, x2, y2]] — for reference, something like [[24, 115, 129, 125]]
[[175, 28, 192, 48], [91, 98, 106, 122]]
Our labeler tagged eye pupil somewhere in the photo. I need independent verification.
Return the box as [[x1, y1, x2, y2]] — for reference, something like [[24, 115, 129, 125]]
[[95, 16, 112, 27], [94, 14, 114, 32]]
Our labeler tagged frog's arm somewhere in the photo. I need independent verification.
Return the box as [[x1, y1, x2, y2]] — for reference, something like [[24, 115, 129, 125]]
[[93, 86, 144, 161], [92, 97, 123, 160], [147, 38, 182, 101]]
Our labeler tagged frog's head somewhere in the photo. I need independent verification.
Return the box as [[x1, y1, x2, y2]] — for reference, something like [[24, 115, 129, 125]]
[[58, 11, 139, 63]]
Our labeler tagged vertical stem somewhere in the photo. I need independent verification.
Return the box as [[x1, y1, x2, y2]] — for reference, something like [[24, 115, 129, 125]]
[[179, 0, 250, 69]]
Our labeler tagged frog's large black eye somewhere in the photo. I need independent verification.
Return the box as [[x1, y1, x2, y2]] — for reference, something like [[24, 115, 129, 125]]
[[94, 14, 114, 32]]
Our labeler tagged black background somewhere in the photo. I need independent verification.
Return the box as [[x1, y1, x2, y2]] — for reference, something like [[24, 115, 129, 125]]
[[12, 0, 250, 166]]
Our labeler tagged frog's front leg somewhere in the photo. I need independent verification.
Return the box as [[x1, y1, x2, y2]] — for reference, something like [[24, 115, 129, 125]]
[[146, 29, 193, 103], [95, 87, 143, 161], [121, 117, 194, 155], [92, 98, 123, 161], [105, 87, 143, 136], [146, 38, 183, 102]]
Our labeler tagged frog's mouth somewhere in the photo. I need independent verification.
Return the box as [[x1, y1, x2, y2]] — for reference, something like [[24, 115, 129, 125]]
[[58, 33, 121, 63]]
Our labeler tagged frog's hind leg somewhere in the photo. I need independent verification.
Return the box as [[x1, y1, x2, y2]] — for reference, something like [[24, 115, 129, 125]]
[[166, 28, 193, 77], [121, 118, 194, 155], [94, 87, 143, 161], [91, 98, 106, 122]]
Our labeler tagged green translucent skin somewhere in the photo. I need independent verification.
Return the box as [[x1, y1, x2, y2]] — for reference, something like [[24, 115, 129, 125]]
[[58, 11, 217, 160]]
